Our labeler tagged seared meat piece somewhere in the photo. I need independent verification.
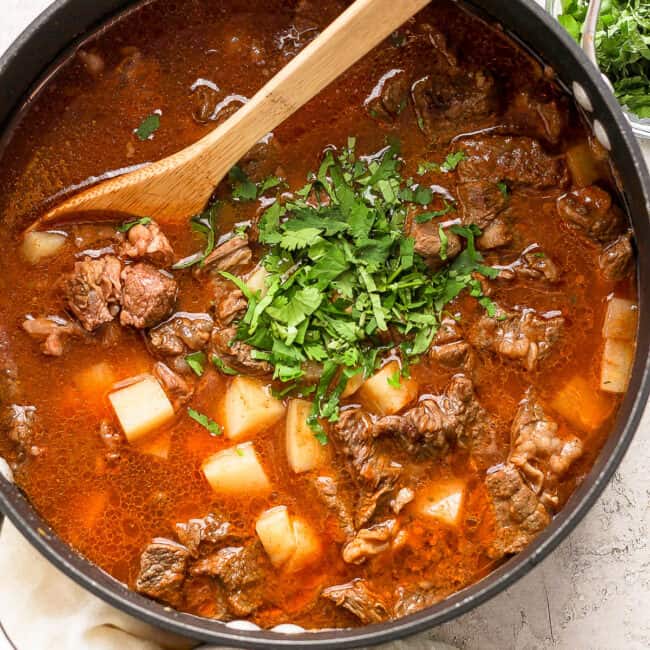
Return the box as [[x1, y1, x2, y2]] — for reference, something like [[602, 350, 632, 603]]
[[470, 308, 564, 371], [599, 232, 633, 281], [119, 220, 174, 267], [213, 281, 247, 325], [313, 475, 355, 541], [456, 135, 568, 189], [476, 219, 512, 250], [22, 316, 84, 356], [190, 544, 264, 616], [175, 513, 233, 557], [390, 487, 414, 514], [120, 263, 178, 329], [374, 375, 477, 455], [393, 584, 438, 618], [342, 519, 398, 565], [457, 181, 508, 229], [148, 313, 213, 357], [505, 91, 566, 144], [331, 407, 402, 527], [99, 419, 122, 463], [211, 326, 272, 375], [135, 539, 189, 606], [557, 186, 625, 243], [63, 256, 122, 331], [365, 69, 409, 121], [153, 362, 194, 410], [428, 316, 473, 371], [197, 235, 252, 275], [321, 579, 390, 624], [509, 391, 583, 508], [485, 465, 551, 559], [3, 404, 37, 449], [409, 217, 461, 269], [497, 248, 561, 283]]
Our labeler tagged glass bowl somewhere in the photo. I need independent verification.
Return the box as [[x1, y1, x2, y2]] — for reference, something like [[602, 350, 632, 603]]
[[545, 0, 650, 140]]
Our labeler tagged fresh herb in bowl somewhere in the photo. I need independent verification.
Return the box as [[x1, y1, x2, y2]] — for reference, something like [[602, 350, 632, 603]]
[[558, 0, 649, 119]]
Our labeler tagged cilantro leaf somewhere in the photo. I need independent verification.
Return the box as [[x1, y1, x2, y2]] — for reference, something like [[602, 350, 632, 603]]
[[185, 351, 207, 377], [212, 355, 239, 376], [116, 216, 152, 233], [187, 407, 222, 436], [387, 368, 401, 388], [440, 151, 466, 172], [135, 113, 161, 140]]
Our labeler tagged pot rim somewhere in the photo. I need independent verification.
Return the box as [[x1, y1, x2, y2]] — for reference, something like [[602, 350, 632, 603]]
[[0, 1, 649, 648]]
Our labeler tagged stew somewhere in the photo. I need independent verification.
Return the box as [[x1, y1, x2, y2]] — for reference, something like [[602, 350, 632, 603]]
[[0, 0, 638, 630]]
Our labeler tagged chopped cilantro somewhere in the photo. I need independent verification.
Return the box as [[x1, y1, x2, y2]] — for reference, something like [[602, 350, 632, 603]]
[[116, 216, 152, 233], [440, 151, 466, 172], [387, 368, 402, 388], [229, 166, 284, 202], [438, 225, 449, 261], [172, 203, 220, 270], [221, 141, 496, 437], [134, 112, 161, 141], [534, 251, 546, 258], [187, 407, 222, 436], [497, 181, 509, 198], [235, 447, 245, 456], [414, 201, 455, 224], [185, 351, 207, 377], [212, 355, 239, 376]]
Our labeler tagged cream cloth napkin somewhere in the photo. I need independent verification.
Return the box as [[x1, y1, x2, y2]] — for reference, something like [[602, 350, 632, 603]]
[[0, 518, 457, 650]]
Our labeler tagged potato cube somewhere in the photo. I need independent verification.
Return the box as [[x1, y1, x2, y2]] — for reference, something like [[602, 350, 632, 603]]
[[109, 375, 174, 442], [286, 399, 327, 473], [358, 361, 418, 415], [566, 142, 599, 188], [21, 231, 67, 264], [224, 376, 285, 441], [202, 442, 271, 495], [602, 297, 637, 341], [285, 517, 321, 574], [601, 338, 634, 394], [414, 479, 465, 527], [550, 375, 614, 433], [341, 371, 364, 398], [255, 506, 297, 567], [246, 266, 270, 297]]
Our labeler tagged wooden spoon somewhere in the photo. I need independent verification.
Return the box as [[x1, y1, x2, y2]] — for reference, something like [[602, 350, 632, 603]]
[[36, 0, 430, 227]]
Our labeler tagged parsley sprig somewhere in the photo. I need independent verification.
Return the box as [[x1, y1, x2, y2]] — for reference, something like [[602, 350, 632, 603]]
[[224, 139, 497, 440]]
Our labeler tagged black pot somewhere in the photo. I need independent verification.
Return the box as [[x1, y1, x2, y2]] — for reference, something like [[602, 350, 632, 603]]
[[0, 1, 649, 648]]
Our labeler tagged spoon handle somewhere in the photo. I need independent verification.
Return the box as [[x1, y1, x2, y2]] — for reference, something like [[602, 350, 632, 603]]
[[42, 0, 430, 224]]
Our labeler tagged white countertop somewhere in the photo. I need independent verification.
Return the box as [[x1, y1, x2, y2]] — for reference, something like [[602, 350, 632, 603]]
[[1, 2, 649, 649]]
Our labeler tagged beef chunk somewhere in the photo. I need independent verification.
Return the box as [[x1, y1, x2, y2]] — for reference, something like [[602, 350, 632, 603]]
[[153, 362, 194, 410], [190, 544, 264, 616], [428, 316, 473, 371], [509, 391, 583, 509], [197, 235, 252, 275], [470, 308, 564, 370], [3, 404, 37, 450], [135, 539, 189, 606], [365, 69, 409, 120], [175, 513, 233, 557], [63, 256, 122, 331], [119, 220, 174, 267], [505, 91, 566, 144], [120, 263, 177, 329], [457, 135, 568, 189], [99, 419, 122, 464], [476, 219, 512, 250], [321, 579, 390, 624], [22, 316, 84, 356], [485, 465, 551, 559], [390, 487, 415, 514], [313, 475, 355, 541], [211, 326, 272, 375], [213, 281, 247, 325], [409, 217, 461, 269], [497, 248, 561, 283], [599, 232, 633, 281], [374, 375, 477, 455], [393, 584, 439, 618], [457, 181, 508, 229], [148, 313, 213, 357], [557, 186, 626, 243], [332, 407, 402, 527], [342, 519, 398, 565]]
